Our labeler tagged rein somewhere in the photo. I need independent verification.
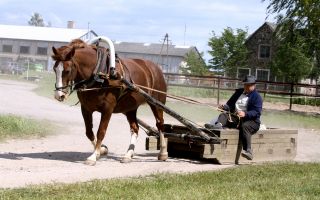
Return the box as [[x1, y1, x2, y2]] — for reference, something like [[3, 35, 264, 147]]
[[131, 83, 241, 127]]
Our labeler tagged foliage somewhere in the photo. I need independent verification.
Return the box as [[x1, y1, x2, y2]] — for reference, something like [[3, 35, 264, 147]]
[[179, 51, 209, 76], [208, 27, 249, 77], [28, 12, 45, 27], [264, 0, 320, 81], [292, 97, 320, 106], [270, 37, 313, 83], [1, 163, 319, 200]]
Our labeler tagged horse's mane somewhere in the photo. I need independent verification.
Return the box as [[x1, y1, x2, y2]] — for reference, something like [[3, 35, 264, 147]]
[[52, 39, 91, 61], [69, 39, 87, 49], [52, 39, 102, 61]]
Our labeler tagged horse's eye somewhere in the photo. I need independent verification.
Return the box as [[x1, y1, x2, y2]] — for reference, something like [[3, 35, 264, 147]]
[[62, 69, 71, 76]]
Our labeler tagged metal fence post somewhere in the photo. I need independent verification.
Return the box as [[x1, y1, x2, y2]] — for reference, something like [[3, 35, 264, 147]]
[[289, 82, 294, 110], [264, 82, 267, 99], [217, 76, 220, 105]]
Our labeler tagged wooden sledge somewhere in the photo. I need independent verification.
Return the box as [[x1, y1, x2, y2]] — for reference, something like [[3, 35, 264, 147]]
[[122, 78, 297, 164], [144, 124, 297, 164]]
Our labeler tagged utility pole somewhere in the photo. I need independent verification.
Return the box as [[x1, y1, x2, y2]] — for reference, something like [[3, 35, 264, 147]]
[[184, 24, 186, 46], [157, 33, 170, 72], [87, 22, 90, 40]]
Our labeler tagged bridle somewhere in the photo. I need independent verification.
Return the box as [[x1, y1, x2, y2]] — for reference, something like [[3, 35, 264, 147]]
[[53, 59, 87, 96], [53, 44, 130, 102]]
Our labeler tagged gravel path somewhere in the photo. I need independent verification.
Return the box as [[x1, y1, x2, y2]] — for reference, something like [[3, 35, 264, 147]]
[[0, 79, 319, 188]]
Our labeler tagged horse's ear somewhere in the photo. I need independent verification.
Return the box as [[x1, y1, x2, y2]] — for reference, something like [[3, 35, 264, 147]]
[[52, 46, 58, 55], [65, 47, 75, 61]]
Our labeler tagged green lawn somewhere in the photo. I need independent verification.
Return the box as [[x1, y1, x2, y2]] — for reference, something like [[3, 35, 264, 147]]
[[0, 73, 319, 199], [0, 114, 55, 141], [0, 162, 319, 200], [137, 102, 320, 130]]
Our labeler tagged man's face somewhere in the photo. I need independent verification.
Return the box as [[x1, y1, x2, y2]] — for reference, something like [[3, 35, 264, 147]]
[[244, 84, 255, 93]]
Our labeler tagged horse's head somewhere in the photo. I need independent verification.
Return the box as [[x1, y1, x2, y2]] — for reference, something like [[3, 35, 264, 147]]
[[52, 45, 77, 101]]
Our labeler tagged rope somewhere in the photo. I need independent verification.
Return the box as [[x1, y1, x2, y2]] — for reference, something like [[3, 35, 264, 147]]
[[134, 83, 217, 109], [266, 94, 320, 99], [217, 108, 241, 128]]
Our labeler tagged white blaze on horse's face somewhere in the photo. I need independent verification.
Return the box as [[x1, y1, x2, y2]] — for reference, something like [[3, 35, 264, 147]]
[[54, 63, 65, 101]]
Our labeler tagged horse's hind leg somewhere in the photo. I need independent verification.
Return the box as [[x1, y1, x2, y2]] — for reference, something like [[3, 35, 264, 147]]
[[121, 109, 139, 163], [149, 104, 168, 161]]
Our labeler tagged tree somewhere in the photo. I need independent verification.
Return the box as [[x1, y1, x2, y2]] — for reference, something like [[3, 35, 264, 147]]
[[264, 0, 320, 81], [179, 51, 209, 76], [270, 42, 313, 83], [269, 18, 313, 83], [208, 27, 248, 77], [28, 12, 45, 27]]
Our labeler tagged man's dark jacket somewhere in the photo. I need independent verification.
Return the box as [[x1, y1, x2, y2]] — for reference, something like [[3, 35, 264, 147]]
[[225, 88, 263, 124]]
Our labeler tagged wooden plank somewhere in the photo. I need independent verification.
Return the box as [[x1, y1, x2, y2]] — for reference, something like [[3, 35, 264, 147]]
[[220, 137, 297, 145], [145, 136, 160, 151]]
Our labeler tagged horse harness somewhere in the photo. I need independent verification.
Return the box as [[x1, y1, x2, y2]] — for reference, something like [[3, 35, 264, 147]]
[[54, 45, 130, 100]]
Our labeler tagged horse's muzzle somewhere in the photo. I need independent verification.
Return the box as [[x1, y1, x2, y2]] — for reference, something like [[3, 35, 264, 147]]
[[54, 90, 67, 102]]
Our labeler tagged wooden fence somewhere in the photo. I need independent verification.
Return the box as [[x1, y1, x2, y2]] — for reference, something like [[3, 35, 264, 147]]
[[163, 73, 320, 110]]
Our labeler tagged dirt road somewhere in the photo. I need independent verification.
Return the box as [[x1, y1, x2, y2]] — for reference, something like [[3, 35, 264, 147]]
[[0, 79, 319, 188]]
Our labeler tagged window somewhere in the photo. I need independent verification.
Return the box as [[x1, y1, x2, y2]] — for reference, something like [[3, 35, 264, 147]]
[[37, 47, 47, 55], [259, 45, 271, 58], [2, 45, 13, 53], [237, 68, 251, 80], [19, 46, 30, 54], [256, 69, 270, 81]]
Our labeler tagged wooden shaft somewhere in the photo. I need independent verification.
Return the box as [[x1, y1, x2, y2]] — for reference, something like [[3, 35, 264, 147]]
[[122, 79, 212, 142]]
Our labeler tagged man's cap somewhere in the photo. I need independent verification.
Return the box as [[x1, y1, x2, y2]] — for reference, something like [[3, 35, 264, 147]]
[[243, 75, 256, 84]]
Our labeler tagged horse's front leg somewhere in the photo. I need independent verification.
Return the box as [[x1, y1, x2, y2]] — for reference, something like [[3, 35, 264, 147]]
[[81, 106, 109, 158], [85, 111, 112, 166]]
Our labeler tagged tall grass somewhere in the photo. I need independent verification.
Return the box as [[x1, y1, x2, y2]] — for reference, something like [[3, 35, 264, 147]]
[[0, 114, 54, 141], [0, 162, 319, 199]]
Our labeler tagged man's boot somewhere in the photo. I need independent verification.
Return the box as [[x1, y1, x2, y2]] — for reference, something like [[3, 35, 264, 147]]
[[241, 149, 253, 160]]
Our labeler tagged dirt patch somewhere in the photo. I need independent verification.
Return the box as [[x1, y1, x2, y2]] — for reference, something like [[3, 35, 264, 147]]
[[0, 80, 319, 188]]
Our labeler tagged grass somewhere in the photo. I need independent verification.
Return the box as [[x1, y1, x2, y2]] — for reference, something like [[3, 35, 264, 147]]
[[2, 71, 320, 130], [0, 114, 54, 141], [137, 102, 320, 130], [168, 85, 292, 104], [262, 110, 320, 129], [0, 162, 319, 199], [0, 73, 319, 198]]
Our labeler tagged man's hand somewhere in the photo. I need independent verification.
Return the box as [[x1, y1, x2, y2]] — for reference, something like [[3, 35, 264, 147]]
[[218, 104, 224, 110], [237, 111, 246, 118]]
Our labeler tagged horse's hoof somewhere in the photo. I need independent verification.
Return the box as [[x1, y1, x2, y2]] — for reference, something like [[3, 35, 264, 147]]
[[85, 159, 96, 166], [120, 157, 132, 163], [100, 144, 108, 155], [158, 152, 168, 161]]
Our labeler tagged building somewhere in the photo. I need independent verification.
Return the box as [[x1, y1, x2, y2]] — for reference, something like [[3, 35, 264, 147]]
[[0, 23, 97, 72], [239, 22, 277, 81], [114, 41, 201, 73], [0, 24, 200, 74]]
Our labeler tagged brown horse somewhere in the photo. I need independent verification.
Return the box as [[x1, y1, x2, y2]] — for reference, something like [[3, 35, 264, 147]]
[[52, 38, 168, 165]]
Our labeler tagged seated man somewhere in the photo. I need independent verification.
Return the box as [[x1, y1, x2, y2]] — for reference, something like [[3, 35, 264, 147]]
[[205, 75, 263, 160]]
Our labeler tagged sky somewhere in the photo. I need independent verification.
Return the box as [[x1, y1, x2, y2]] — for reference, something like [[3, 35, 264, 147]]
[[0, 0, 275, 61]]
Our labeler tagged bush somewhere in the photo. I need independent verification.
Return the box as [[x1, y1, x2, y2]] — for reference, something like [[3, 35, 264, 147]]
[[292, 97, 320, 106]]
